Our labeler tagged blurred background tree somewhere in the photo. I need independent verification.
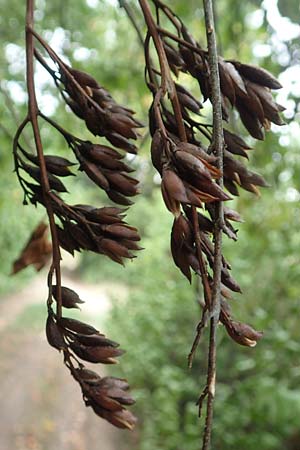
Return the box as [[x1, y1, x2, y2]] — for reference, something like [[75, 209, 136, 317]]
[[0, 0, 299, 449]]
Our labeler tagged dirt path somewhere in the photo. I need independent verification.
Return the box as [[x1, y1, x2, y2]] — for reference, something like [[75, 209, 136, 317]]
[[0, 272, 128, 450]]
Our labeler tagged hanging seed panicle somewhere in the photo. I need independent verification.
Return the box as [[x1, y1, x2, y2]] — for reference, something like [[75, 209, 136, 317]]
[[55, 202, 141, 263], [44, 305, 137, 428], [72, 140, 140, 203], [58, 65, 143, 153], [156, 8, 284, 141], [12, 25, 141, 433], [217, 58, 284, 138], [78, 369, 137, 428]]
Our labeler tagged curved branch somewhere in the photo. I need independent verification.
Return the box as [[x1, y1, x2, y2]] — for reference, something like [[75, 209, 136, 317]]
[[26, 0, 62, 318]]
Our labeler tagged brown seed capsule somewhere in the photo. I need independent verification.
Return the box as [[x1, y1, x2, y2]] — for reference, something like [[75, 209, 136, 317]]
[[90, 403, 137, 430], [59, 317, 100, 335], [80, 159, 110, 190], [70, 341, 124, 364], [107, 189, 135, 206], [75, 368, 102, 385], [175, 151, 212, 180], [151, 129, 164, 174], [46, 314, 67, 351], [224, 320, 263, 347], [52, 285, 84, 309], [106, 132, 138, 154], [67, 67, 100, 89], [229, 61, 282, 90], [104, 172, 139, 197], [102, 224, 140, 241], [22, 163, 68, 193]]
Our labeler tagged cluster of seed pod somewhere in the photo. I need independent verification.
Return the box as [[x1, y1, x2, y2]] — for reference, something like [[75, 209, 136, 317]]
[[46, 290, 136, 429], [73, 140, 139, 206], [151, 132, 230, 214], [13, 36, 141, 428], [143, 1, 285, 347], [16, 137, 141, 265], [176, 24, 284, 139], [59, 65, 143, 154], [57, 204, 142, 265]]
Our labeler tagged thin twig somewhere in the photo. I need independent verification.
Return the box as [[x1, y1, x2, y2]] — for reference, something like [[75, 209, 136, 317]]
[[201, 0, 224, 448], [139, 0, 186, 143], [1, 86, 32, 149], [157, 26, 204, 55], [25, 0, 62, 318], [118, 0, 144, 46], [187, 206, 212, 368]]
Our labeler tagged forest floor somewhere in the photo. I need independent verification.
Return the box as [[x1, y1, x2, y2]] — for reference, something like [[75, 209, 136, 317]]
[[0, 271, 129, 450]]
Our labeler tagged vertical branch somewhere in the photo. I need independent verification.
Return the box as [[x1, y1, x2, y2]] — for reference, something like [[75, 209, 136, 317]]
[[201, 0, 224, 449], [25, 0, 62, 317]]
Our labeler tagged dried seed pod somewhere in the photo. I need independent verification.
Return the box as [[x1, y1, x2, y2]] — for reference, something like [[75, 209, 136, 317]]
[[106, 113, 140, 140], [75, 368, 102, 385], [90, 403, 137, 430], [66, 222, 95, 251], [79, 159, 110, 190], [79, 143, 124, 163], [56, 224, 80, 255], [75, 205, 127, 224], [42, 155, 76, 177], [22, 163, 68, 193], [171, 215, 194, 282], [70, 341, 124, 364], [229, 61, 282, 90], [219, 59, 248, 98], [150, 129, 165, 174], [46, 314, 67, 351], [85, 387, 124, 411], [235, 98, 265, 140], [21, 149, 76, 176], [66, 67, 100, 90], [75, 334, 119, 348], [85, 379, 135, 410], [52, 285, 84, 309], [175, 141, 219, 167], [100, 376, 130, 391], [100, 238, 135, 264], [106, 132, 138, 154], [174, 151, 212, 180], [162, 168, 189, 205], [59, 317, 100, 335], [223, 129, 252, 158], [163, 40, 186, 75], [107, 189, 135, 206], [104, 172, 139, 197], [224, 319, 263, 347], [101, 224, 140, 241], [223, 207, 243, 223], [175, 83, 202, 114]]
